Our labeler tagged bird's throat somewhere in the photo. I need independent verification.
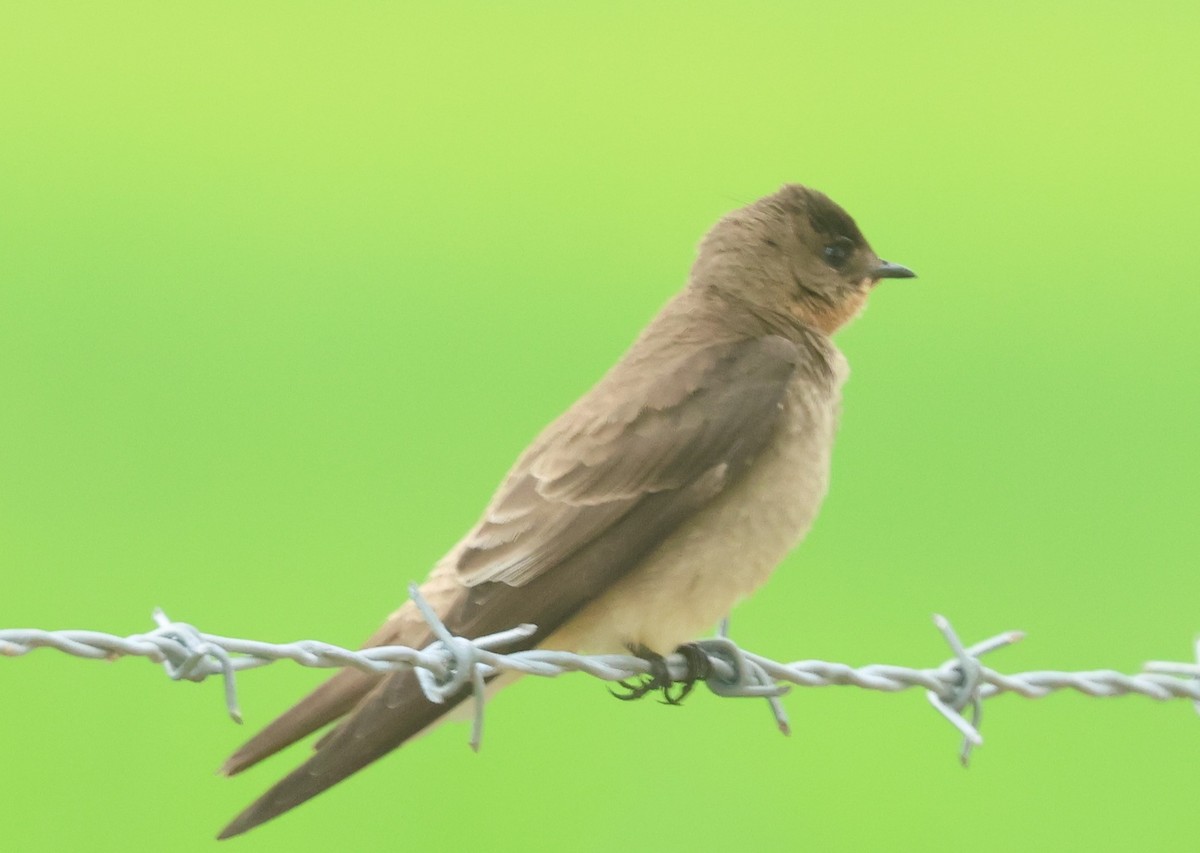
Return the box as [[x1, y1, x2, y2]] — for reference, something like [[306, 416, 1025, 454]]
[[789, 287, 869, 335]]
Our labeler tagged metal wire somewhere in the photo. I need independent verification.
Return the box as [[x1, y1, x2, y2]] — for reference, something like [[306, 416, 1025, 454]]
[[3, 586, 1199, 763]]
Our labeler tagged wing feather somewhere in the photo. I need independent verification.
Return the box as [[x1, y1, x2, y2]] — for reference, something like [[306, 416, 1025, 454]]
[[456, 335, 800, 587]]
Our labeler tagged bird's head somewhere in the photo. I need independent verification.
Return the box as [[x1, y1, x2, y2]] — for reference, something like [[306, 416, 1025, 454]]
[[691, 184, 914, 335]]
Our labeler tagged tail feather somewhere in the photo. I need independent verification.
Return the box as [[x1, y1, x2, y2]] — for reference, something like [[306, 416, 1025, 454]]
[[219, 600, 437, 777], [219, 668, 382, 777], [217, 667, 467, 840]]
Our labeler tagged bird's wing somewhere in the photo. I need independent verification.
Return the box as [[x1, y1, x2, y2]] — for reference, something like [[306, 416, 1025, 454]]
[[218, 334, 803, 839], [453, 333, 802, 586]]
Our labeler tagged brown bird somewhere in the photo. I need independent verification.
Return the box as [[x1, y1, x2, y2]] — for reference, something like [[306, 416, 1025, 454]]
[[217, 184, 914, 839]]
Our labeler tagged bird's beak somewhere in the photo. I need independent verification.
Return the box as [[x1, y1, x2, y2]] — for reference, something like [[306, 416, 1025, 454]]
[[872, 260, 916, 280]]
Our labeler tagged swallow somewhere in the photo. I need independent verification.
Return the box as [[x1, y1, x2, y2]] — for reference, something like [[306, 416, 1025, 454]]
[[217, 184, 914, 838]]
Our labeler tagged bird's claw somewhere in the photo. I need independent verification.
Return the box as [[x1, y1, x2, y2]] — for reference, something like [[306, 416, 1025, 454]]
[[608, 643, 712, 705]]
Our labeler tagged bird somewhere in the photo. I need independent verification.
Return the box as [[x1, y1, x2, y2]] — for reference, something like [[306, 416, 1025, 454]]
[[217, 183, 915, 839]]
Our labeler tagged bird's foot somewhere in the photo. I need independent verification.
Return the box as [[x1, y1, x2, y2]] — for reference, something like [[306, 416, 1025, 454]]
[[609, 643, 713, 705]]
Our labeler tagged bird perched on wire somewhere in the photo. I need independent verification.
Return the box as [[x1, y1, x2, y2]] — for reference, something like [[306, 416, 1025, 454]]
[[218, 183, 915, 839]]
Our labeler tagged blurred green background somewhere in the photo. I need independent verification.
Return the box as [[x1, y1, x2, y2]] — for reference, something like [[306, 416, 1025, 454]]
[[2, 2, 1198, 850]]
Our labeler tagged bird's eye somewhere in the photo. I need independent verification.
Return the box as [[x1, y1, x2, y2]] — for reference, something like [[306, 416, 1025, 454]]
[[822, 241, 852, 269]]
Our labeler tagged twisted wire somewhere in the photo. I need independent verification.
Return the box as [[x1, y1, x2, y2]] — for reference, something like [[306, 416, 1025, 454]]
[[4, 587, 1199, 762]]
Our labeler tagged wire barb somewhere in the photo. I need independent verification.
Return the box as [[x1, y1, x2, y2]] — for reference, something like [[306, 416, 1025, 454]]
[[924, 614, 1019, 764], [5, 596, 1200, 764], [406, 582, 536, 751]]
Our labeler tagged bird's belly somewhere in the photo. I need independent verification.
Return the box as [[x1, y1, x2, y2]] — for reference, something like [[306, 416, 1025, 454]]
[[545, 374, 843, 655]]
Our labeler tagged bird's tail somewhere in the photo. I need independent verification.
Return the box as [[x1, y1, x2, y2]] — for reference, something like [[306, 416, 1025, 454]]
[[218, 666, 383, 777], [218, 600, 439, 778], [218, 659, 465, 840]]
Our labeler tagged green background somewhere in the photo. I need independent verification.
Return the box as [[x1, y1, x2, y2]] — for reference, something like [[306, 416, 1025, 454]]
[[3, 2, 1198, 850]]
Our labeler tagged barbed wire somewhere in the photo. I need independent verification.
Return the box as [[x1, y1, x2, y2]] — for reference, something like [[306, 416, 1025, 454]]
[[3, 584, 1199, 763]]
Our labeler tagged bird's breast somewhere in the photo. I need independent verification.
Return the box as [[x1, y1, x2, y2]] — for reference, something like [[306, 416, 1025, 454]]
[[545, 352, 849, 654]]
